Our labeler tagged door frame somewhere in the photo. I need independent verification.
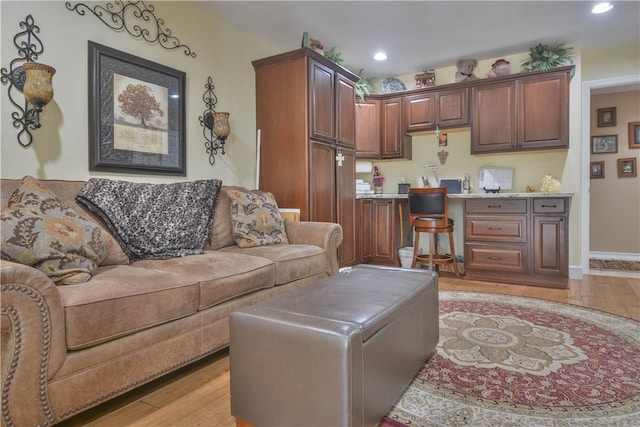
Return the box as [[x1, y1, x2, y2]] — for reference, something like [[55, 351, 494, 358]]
[[581, 74, 640, 275]]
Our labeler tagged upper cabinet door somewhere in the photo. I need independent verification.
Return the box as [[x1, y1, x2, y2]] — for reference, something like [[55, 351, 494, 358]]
[[336, 74, 356, 148], [355, 100, 380, 158], [437, 88, 469, 128], [309, 60, 335, 143], [517, 73, 569, 150], [471, 81, 516, 153], [380, 97, 406, 158], [403, 92, 436, 132]]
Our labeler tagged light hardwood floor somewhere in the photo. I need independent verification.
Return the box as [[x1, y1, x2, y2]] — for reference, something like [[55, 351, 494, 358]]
[[60, 273, 640, 427]]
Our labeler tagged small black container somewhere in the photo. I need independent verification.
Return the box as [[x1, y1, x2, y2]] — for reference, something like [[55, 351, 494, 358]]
[[398, 183, 411, 194]]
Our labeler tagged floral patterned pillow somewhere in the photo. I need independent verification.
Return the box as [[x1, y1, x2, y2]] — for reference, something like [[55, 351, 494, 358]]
[[228, 189, 289, 248], [1, 176, 108, 284]]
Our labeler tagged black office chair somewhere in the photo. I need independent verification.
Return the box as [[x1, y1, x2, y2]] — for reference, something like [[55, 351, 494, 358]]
[[408, 187, 460, 276]]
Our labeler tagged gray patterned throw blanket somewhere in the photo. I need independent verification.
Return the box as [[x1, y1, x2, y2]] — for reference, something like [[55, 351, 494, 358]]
[[76, 178, 222, 260]]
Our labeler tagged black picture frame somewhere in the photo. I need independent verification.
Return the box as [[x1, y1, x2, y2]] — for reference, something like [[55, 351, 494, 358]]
[[88, 41, 186, 175], [590, 161, 604, 179], [597, 107, 616, 127]]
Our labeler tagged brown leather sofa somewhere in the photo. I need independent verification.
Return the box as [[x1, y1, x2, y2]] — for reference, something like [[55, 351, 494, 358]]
[[0, 179, 342, 427]]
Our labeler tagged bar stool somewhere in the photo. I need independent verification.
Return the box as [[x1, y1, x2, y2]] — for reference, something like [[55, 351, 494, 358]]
[[408, 187, 460, 276]]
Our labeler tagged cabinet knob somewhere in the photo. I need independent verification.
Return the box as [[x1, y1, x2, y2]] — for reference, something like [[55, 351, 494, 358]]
[[487, 204, 502, 208]]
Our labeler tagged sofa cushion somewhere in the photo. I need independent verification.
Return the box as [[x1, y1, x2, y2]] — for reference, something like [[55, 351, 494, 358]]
[[76, 178, 222, 260], [58, 265, 200, 350], [228, 189, 289, 248], [1, 178, 129, 266], [206, 186, 237, 250], [133, 251, 276, 310], [1, 176, 108, 284], [219, 244, 326, 285]]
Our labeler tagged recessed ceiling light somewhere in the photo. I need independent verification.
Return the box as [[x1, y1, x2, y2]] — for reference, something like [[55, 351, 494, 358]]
[[591, 2, 613, 14], [373, 51, 388, 61]]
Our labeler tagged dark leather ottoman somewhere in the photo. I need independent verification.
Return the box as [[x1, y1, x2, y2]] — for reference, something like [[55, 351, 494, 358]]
[[230, 264, 439, 427]]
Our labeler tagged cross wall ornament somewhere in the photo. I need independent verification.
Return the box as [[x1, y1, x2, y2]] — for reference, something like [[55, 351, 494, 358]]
[[335, 150, 345, 167]]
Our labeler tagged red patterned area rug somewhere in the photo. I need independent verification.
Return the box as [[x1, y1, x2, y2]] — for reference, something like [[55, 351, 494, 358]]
[[380, 291, 640, 427]]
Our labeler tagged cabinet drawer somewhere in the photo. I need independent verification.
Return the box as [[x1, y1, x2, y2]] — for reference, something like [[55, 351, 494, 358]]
[[465, 215, 527, 242], [533, 198, 566, 213], [465, 199, 526, 214], [465, 243, 527, 273]]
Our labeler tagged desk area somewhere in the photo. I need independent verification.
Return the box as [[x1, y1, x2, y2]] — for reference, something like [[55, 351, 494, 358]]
[[356, 191, 573, 288]]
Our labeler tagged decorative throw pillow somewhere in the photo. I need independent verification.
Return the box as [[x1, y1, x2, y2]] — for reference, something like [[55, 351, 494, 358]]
[[1, 176, 108, 284], [76, 178, 222, 260], [228, 189, 289, 248]]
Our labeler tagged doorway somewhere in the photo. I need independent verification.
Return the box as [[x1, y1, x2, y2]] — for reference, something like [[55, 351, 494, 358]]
[[581, 75, 640, 277]]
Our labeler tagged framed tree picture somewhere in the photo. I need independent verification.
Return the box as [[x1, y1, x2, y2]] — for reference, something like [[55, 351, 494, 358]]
[[88, 41, 186, 175], [597, 107, 616, 127], [590, 161, 604, 179], [629, 121, 640, 149]]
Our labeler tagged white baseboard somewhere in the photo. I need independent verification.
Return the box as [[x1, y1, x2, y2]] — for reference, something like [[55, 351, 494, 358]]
[[569, 265, 582, 279], [589, 252, 640, 262]]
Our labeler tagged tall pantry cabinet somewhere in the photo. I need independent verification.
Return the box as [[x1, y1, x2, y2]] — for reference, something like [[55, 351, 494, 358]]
[[252, 48, 359, 267]]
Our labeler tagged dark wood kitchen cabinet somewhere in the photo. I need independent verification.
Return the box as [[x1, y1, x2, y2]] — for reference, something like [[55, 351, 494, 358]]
[[403, 87, 469, 132], [355, 97, 410, 160], [253, 48, 359, 267], [380, 97, 411, 159], [358, 198, 409, 266], [471, 66, 571, 154], [463, 196, 569, 288], [355, 100, 380, 158]]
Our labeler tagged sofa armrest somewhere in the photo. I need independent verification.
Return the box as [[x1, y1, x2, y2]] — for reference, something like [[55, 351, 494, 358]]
[[1, 261, 67, 427], [284, 221, 343, 276]]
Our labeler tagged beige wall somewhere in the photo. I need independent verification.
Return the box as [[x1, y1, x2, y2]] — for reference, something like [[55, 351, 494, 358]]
[[582, 43, 640, 81], [0, 1, 279, 187], [589, 90, 640, 255]]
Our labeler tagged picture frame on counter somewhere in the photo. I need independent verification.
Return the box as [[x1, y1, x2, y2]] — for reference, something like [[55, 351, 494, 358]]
[[590, 161, 604, 179], [617, 158, 637, 178], [591, 135, 618, 154], [597, 107, 616, 127], [629, 121, 640, 149]]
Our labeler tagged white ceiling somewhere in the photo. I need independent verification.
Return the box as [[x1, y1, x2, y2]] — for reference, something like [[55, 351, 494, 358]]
[[196, 1, 640, 78]]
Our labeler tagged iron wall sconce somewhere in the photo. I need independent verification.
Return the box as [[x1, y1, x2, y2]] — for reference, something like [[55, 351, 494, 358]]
[[1, 15, 56, 147], [199, 77, 231, 165]]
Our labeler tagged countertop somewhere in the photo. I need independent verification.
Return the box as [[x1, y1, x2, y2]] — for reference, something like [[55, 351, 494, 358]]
[[356, 192, 574, 199]]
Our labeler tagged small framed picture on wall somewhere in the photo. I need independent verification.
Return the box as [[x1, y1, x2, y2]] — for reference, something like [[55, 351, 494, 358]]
[[617, 158, 637, 178], [629, 121, 640, 149], [597, 107, 616, 127], [590, 161, 604, 179], [591, 135, 618, 154]]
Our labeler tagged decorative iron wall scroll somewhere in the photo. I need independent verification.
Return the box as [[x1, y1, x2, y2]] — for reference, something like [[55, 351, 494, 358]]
[[0, 15, 48, 146], [66, 1, 196, 58]]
